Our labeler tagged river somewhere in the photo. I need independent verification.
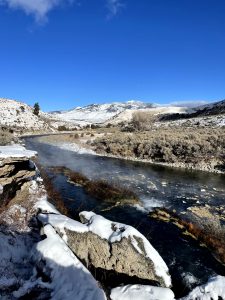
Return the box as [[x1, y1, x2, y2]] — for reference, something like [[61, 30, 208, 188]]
[[24, 136, 225, 297]]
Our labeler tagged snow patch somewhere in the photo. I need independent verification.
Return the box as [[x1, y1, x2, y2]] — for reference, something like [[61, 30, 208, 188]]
[[180, 275, 225, 300], [35, 195, 60, 214], [38, 213, 88, 243], [110, 284, 175, 300], [35, 224, 106, 300], [0, 144, 37, 159]]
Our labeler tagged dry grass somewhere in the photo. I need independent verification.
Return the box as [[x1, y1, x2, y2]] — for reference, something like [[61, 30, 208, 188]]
[[92, 127, 225, 171], [85, 179, 138, 204], [51, 166, 139, 205], [150, 208, 225, 265]]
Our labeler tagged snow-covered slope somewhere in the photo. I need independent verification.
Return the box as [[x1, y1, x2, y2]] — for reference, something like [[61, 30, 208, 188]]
[[50, 101, 154, 125], [0, 98, 53, 133], [159, 99, 225, 125], [110, 106, 189, 124], [50, 101, 191, 125]]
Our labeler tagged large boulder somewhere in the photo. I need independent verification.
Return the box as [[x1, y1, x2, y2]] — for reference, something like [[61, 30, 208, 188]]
[[38, 211, 172, 288]]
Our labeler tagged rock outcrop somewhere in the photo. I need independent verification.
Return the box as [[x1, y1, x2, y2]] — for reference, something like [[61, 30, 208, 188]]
[[0, 145, 37, 207], [38, 211, 172, 288]]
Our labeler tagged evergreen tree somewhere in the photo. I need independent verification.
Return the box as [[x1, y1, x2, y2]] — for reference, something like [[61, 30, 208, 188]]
[[33, 102, 40, 116]]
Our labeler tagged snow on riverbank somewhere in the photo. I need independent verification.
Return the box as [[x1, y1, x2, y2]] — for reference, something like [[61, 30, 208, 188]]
[[180, 275, 225, 300], [0, 144, 37, 159], [110, 284, 175, 300], [34, 224, 106, 300]]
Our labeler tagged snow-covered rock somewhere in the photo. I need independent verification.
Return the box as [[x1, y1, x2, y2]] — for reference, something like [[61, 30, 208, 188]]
[[34, 224, 106, 300], [180, 275, 225, 300], [0, 144, 37, 159], [35, 195, 61, 214], [38, 211, 172, 288], [110, 284, 175, 300]]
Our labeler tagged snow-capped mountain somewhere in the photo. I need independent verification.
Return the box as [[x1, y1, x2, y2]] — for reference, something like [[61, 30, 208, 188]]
[[50, 101, 155, 125], [0, 98, 54, 133], [50, 100, 192, 125]]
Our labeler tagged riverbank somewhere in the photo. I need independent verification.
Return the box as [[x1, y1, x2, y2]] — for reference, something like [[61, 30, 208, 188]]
[[34, 131, 225, 174], [91, 128, 225, 174]]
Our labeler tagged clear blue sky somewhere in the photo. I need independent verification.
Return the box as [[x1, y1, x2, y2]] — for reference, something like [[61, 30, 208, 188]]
[[0, 0, 225, 111]]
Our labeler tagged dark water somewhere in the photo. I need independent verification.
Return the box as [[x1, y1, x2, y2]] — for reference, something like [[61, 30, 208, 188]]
[[24, 136, 225, 297]]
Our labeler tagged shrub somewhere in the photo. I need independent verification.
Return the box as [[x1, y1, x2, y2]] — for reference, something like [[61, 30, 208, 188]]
[[92, 127, 225, 169], [132, 111, 157, 131], [0, 128, 13, 145], [20, 106, 25, 112], [58, 125, 68, 131]]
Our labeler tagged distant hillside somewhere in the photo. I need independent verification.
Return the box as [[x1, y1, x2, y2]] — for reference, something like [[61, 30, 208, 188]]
[[50, 101, 155, 125], [159, 99, 225, 122]]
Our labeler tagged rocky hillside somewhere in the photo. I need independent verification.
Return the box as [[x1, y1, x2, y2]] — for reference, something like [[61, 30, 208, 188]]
[[159, 99, 225, 126], [0, 98, 55, 133]]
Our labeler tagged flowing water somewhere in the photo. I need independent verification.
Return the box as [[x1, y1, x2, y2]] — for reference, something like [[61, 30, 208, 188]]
[[24, 136, 225, 297]]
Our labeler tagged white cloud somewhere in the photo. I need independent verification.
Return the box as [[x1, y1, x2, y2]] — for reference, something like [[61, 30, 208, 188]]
[[107, 0, 123, 17], [0, 0, 124, 22], [0, 0, 73, 22]]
